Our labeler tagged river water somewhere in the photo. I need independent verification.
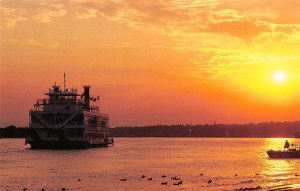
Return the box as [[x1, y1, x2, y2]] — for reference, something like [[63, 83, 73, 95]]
[[1, 138, 299, 191]]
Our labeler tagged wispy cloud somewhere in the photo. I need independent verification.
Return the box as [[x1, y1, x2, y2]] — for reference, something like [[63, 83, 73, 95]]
[[75, 8, 98, 19], [4, 38, 59, 48], [32, 3, 66, 23], [65, 0, 300, 42], [0, 6, 27, 29], [1, 0, 300, 83], [0, 2, 66, 28]]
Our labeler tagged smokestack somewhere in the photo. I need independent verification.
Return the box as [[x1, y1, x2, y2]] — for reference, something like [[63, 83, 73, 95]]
[[83, 85, 91, 110]]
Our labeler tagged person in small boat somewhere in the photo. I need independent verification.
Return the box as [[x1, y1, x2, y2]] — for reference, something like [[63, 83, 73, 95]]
[[284, 140, 290, 151]]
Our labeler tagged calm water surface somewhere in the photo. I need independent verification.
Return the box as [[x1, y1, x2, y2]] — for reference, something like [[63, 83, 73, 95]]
[[1, 138, 299, 191]]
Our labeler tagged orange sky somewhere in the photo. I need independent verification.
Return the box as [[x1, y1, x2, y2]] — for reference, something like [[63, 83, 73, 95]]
[[1, 0, 300, 127]]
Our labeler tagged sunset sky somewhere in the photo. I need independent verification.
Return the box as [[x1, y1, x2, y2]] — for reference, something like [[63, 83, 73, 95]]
[[1, 0, 300, 127]]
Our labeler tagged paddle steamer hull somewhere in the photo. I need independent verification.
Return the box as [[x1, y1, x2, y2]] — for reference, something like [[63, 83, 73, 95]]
[[26, 128, 113, 149]]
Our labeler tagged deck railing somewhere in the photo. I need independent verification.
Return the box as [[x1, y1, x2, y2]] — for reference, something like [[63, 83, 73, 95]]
[[33, 99, 103, 114], [35, 98, 85, 105]]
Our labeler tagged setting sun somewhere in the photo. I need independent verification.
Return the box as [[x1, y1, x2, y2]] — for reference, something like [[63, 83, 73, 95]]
[[272, 70, 286, 84]]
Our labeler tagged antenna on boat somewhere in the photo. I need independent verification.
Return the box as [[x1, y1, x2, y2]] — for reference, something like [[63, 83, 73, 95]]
[[64, 73, 66, 91]]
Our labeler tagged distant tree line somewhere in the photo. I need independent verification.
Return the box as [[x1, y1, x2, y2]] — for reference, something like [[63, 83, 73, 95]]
[[0, 125, 27, 138], [110, 121, 300, 138], [1, 121, 299, 138]]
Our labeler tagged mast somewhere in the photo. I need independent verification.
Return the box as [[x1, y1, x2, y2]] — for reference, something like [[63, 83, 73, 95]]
[[64, 73, 66, 91]]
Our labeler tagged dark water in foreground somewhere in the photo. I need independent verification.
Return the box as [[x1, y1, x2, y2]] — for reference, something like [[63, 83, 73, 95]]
[[1, 138, 299, 191]]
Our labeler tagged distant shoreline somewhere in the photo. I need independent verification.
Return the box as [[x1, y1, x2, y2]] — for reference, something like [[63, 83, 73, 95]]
[[1, 121, 299, 138]]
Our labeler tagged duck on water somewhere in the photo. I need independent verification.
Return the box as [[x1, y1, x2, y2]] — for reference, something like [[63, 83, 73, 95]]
[[267, 140, 300, 158]]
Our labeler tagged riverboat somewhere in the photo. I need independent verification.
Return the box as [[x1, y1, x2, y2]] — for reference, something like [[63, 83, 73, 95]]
[[25, 75, 113, 149]]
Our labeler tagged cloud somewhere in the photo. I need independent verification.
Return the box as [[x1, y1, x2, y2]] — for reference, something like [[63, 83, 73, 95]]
[[32, 3, 66, 23], [212, 8, 246, 22], [68, 0, 299, 41], [0, 6, 27, 29], [78, 1, 122, 17], [75, 8, 98, 19], [207, 21, 270, 39], [2, 0, 298, 39], [2, 0, 299, 84], [69, 0, 297, 83], [0, 2, 66, 29], [4, 38, 59, 48], [220, 0, 300, 24]]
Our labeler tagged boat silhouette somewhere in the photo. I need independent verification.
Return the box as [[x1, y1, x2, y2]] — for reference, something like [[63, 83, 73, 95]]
[[25, 74, 113, 149], [267, 144, 300, 158]]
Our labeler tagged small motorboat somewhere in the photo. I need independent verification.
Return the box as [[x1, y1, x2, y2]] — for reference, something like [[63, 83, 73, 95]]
[[267, 144, 300, 158]]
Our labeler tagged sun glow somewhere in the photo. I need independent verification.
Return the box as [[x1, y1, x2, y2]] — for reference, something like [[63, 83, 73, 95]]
[[272, 70, 286, 84]]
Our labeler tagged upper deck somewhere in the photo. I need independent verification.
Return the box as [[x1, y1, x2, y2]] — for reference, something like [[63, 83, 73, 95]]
[[32, 83, 101, 114], [29, 77, 110, 130]]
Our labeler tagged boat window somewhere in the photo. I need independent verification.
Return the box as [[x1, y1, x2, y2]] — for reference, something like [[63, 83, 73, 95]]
[[87, 116, 97, 128]]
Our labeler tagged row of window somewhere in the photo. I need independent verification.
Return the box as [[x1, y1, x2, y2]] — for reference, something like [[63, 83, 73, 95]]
[[31, 114, 108, 128]]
